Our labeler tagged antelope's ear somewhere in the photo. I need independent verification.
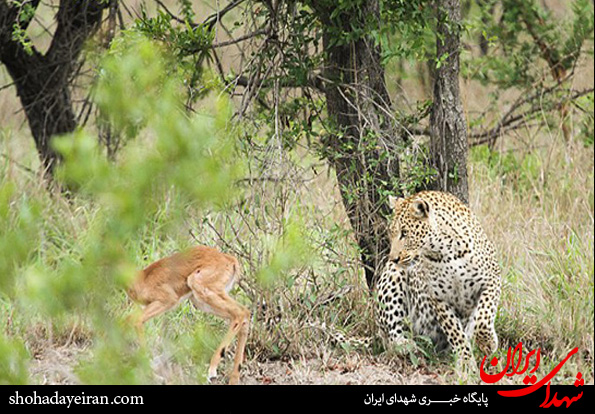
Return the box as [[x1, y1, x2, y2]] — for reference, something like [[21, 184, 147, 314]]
[[410, 198, 430, 219], [388, 195, 404, 212]]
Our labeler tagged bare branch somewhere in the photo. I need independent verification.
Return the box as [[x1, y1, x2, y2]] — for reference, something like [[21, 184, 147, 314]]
[[154, 0, 186, 24], [212, 28, 267, 48], [203, 0, 247, 30], [469, 87, 594, 145]]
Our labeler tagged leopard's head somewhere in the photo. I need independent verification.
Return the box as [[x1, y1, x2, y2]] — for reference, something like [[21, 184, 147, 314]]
[[387, 195, 432, 267]]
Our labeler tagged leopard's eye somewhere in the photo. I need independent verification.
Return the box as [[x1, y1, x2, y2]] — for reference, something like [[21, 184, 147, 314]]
[[400, 229, 408, 239]]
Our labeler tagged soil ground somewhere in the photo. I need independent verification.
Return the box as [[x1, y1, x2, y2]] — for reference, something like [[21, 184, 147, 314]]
[[28, 342, 443, 385]]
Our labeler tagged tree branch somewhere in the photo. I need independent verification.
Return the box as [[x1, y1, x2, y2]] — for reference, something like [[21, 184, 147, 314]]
[[211, 28, 267, 48], [0, 0, 43, 69], [153, 0, 248, 30], [46, 0, 106, 68], [203, 0, 247, 31], [469, 87, 594, 145], [0, 0, 41, 34], [234, 72, 326, 93], [154, 0, 186, 24]]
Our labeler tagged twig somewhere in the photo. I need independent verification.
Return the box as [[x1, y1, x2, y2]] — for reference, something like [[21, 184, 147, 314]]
[[0, 81, 16, 92], [211, 29, 267, 49], [1, 153, 37, 175], [203, 0, 247, 31], [313, 285, 353, 309], [154, 0, 187, 25], [469, 87, 594, 144]]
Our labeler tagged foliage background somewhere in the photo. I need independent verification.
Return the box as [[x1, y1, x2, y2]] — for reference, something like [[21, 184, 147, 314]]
[[0, 0, 593, 385]]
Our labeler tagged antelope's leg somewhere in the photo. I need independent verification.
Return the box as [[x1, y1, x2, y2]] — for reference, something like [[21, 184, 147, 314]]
[[228, 309, 250, 385], [189, 272, 249, 384], [134, 300, 177, 343]]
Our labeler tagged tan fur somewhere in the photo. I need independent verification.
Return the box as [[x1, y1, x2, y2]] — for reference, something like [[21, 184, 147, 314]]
[[128, 246, 250, 385]]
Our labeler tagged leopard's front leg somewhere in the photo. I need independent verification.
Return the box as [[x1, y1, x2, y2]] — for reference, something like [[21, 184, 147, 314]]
[[430, 298, 475, 367], [375, 261, 411, 347]]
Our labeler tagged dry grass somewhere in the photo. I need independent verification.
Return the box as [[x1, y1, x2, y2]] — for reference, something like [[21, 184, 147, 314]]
[[0, 0, 593, 386], [5, 122, 591, 385]]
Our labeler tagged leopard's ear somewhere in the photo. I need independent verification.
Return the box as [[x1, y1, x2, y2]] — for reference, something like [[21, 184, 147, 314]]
[[410, 198, 430, 219], [388, 195, 404, 212]]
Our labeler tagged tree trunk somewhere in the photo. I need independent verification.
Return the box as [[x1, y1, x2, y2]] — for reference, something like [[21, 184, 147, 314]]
[[4, 53, 78, 176], [0, 0, 106, 178], [314, 1, 399, 290], [428, 0, 469, 204]]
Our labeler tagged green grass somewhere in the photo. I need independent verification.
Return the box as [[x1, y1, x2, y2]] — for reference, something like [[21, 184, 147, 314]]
[[2, 128, 591, 384], [0, 23, 593, 385]]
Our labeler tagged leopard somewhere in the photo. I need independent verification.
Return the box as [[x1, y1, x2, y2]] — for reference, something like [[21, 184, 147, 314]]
[[375, 190, 501, 366]]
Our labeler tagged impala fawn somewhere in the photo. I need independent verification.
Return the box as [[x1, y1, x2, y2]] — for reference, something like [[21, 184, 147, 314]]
[[128, 246, 250, 385]]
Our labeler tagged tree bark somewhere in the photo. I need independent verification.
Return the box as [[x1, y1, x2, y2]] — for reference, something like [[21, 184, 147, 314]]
[[428, 0, 469, 204], [0, 0, 106, 178], [313, 1, 399, 290]]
